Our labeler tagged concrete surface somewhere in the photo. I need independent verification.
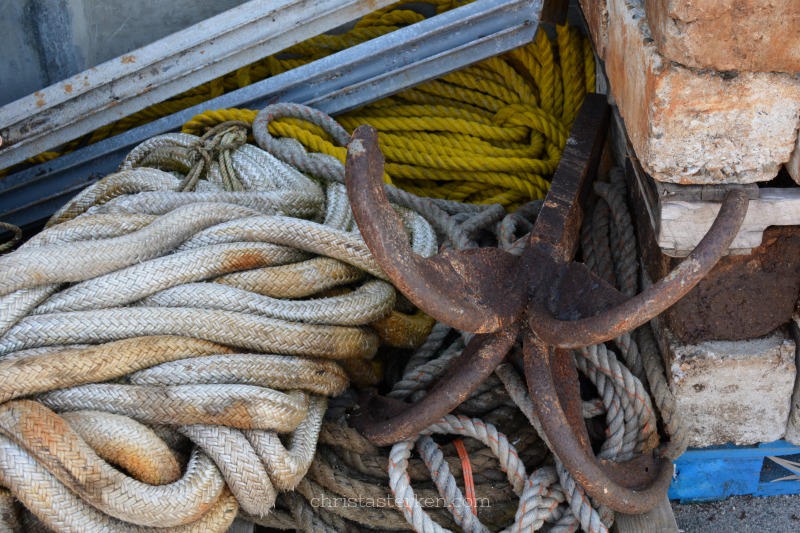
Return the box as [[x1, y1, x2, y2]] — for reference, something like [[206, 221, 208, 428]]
[[673, 494, 800, 532], [644, 0, 800, 72], [664, 330, 796, 447]]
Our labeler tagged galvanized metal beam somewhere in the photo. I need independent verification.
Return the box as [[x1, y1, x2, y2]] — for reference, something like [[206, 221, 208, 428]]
[[0, 0, 399, 170], [0, 0, 541, 231]]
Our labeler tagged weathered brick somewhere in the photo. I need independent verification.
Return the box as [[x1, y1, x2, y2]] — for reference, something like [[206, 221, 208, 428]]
[[602, 0, 800, 184], [645, 0, 800, 73], [657, 326, 796, 447], [788, 125, 800, 185], [579, 0, 608, 59], [784, 316, 800, 445]]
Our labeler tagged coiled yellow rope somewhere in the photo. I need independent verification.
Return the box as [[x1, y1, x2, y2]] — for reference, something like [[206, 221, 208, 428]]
[[2, 0, 593, 209], [182, 26, 593, 208]]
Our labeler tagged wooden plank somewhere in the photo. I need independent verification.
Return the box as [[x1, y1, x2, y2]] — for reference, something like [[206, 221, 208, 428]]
[[615, 104, 800, 257], [613, 498, 678, 533], [654, 180, 759, 203], [659, 187, 800, 256]]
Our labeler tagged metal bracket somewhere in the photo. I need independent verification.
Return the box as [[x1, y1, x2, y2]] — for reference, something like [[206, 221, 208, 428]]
[[0, 0, 401, 169]]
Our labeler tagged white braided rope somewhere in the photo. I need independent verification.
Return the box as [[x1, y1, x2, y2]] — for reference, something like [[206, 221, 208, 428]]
[[46, 167, 201, 224], [24, 214, 156, 247], [128, 354, 348, 396], [137, 279, 395, 326], [0, 110, 448, 532], [0, 337, 225, 403], [38, 385, 310, 431], [388, 415, 528, 533], [0, 401, 226, 528], [180, 395, 327, 518], [0, 202, 263, 296], [214, 256, 365, 298], [0, 307, 380, 358], [90, 190, 323, 218], [60, 411, 182, 485], [0, 435, 238, 533], [0, 285, 56, 339], [32, 242, 310, 314]]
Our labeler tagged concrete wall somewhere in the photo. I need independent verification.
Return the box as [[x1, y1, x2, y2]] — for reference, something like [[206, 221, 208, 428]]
[[0, 0, 248, 106]]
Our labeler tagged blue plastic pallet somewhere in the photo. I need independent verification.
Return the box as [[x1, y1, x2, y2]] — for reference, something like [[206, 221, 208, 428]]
[[669, 440, 800, 503]]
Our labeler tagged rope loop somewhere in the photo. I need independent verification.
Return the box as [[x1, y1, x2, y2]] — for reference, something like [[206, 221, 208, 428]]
[[0, 222, 22, 254], [389, 415, 568, 533]]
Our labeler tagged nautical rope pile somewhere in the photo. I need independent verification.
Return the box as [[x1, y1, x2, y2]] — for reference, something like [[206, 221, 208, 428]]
[[0, 102, 685, 533], [0, 102, 444, 531], [4, 0, 593, 213], [182, 23, 593, 209]]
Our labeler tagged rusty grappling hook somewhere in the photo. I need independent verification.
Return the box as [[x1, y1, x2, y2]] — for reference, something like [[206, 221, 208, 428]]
[[343, 94, 749, 513]]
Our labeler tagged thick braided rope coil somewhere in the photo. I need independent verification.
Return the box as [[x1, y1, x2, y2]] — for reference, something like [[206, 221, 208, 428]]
[[238, 109, 676, 533], [0, 94, 683, 533], [0, 110, 451, 531]]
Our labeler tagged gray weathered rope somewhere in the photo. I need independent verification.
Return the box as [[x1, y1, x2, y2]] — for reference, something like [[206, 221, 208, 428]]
[[252, 102, 476, 250], [583, 169, 687, 458], [60, 410, 182, 485], [0, 223, 22, 254], [215, 256, 365, 298], [0, 307, 380, 358], [0, 110, 450, 531], [31, 242, 309, 314], [128, 353, 348, 395], [38, 385, 311, 431], [0, 202, 265, 296], [0, 401, 226, 528], [494, 364, 611, 533], [138, 279, 395, 326]]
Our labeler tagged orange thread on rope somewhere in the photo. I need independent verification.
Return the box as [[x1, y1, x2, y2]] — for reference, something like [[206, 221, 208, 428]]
[[451, 438, 477, 516]]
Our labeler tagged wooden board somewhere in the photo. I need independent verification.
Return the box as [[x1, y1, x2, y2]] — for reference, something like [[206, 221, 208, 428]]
[[613, 107, 800, 258], [659, 187, 800, 256], [613, 498, 678, 533]]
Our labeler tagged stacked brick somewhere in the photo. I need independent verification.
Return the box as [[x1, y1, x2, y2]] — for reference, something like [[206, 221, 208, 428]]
[[581, 0, 800, 185], [581, 0, 800, 448]]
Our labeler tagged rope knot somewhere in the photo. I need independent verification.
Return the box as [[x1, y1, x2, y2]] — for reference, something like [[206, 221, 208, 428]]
[[180, 121, 251, 192]]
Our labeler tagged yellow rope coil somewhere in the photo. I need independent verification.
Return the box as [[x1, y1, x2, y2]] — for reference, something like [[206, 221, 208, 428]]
[[3, 0, 594, 210], [183, 25, 593, 208]]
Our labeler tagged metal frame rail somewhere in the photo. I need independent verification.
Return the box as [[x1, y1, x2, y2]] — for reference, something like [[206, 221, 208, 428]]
[[0, 0, 541, 231]]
